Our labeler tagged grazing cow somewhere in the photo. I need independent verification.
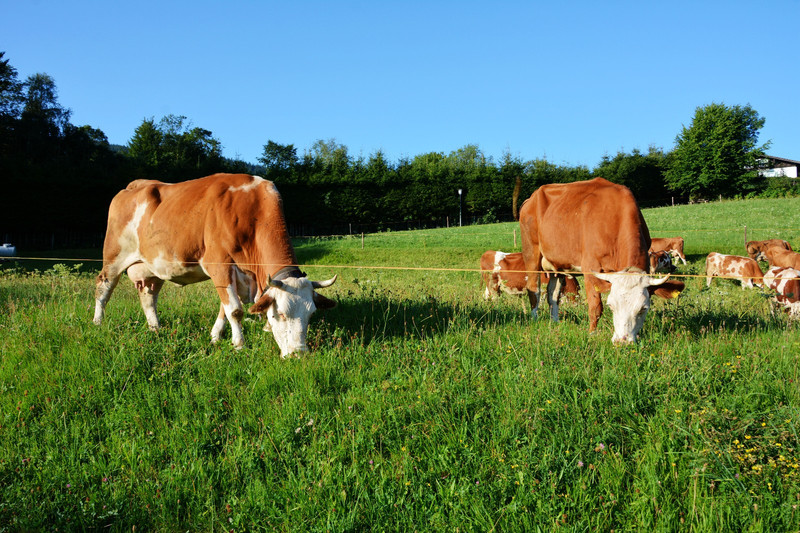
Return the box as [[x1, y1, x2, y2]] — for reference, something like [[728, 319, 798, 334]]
[[518, 178, 684, 344], [764, 266, 800, 318], [649, 250, 675, 274], [746, 239, 793, 261], [704, 252, 764, 288], [650, 237, 687, 265], [760, 245, 800, 270], [481, 250, 579, 301], [93, 173, 337, 358]]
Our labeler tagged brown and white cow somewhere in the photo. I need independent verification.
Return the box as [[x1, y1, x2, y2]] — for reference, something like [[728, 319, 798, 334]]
[[481, 250, 579, 301], [650, 237, 687, 265], [518, 177, 684, 344], [93, 173, 337, 358], [649, 250, 675, 274], [704, 252, 764, 289], [764, 266, 800, 318], [746, 239, 793, 261], [760, 245, 800, 271]]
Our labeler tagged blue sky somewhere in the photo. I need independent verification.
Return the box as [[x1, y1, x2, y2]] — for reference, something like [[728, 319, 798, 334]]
[[3, 1, 798, 167]]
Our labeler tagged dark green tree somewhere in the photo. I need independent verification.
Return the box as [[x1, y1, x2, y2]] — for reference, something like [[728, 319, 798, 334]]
[[127, 118, 163, 171], [126, 115, 223, 179], [664, 103, 769, 199], [259, 140, 298, 176], [21, 73, 71, 135], [595, 147, 669, 206], [0, 52, 23, 118]]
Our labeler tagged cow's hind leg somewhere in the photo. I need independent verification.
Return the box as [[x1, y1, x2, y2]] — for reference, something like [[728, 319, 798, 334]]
[[126, 263, 164, 330], [94, 267, 123, 325], [135, 278, 165, 330], [546, 275, 563, 322]]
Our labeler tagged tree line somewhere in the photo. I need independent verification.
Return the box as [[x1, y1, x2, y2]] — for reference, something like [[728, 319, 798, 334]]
[[0, 51, 789, 245]]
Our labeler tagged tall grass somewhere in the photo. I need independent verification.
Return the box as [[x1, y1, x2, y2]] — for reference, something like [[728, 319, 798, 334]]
[[1, 197, 800, 531]]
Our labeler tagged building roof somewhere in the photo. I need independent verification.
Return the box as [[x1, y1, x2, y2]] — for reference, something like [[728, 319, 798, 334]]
[[762, 155, 800, 166]]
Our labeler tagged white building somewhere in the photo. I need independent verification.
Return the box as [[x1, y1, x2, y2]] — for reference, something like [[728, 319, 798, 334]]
[[757, 155, 800, 178]]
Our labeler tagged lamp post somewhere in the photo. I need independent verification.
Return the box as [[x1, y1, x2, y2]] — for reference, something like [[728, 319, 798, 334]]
[[458, 189, 463, 227]]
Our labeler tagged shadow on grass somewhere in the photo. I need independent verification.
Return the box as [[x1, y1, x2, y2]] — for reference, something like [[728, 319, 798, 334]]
[[311, 292, 587, 346]]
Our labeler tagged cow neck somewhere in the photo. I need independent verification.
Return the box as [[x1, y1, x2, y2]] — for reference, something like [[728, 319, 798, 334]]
[[272, 266, 306, 282]]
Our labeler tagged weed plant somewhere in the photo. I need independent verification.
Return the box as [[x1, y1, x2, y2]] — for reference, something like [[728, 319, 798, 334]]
[[1, 198, 800, 531]]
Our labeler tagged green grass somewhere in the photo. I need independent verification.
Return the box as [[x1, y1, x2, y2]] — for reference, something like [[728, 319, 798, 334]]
[[2, 197, 800, 531]]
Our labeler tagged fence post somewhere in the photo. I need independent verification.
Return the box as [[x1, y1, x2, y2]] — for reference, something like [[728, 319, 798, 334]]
[[513, 229, 517, 248], [361, 232, 364, 250]]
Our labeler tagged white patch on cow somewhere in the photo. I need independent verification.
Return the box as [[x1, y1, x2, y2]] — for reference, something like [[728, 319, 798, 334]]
[[120, 201, 149, 252], [228, 175, 265, 193], [145, 252, 208, 286], [265, 277, 319, 357]]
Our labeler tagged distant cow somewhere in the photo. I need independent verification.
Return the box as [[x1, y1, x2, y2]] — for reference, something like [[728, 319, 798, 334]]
[[760, 245, 800, 270], [650, 237, 687, 265], [747, 239, 793, 261], [705, 252, 764, 288], [481, 250, 579, 301], [764, 266, 800, 318], [93, 173, 337, 358], [649, 250, 675, 274], [519, 178, 684, 344]]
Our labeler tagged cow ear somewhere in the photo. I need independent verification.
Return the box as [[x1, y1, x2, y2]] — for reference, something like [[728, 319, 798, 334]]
[[649, 280, 685, 299], [249, 293, 274, 314], [313, 292, 337, 310]]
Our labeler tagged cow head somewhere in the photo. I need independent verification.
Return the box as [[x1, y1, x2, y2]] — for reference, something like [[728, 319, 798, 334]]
[[594, 268, 671, 345], [649, 250, 675, 274], [249, 273, 337, 357]]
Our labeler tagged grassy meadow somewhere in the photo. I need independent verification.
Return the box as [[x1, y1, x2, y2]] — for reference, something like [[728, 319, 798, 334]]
[[2, 197, 800, 531]]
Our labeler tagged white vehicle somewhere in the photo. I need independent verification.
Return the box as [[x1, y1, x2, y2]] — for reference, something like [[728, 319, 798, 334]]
[[0, 243, 17, 260]]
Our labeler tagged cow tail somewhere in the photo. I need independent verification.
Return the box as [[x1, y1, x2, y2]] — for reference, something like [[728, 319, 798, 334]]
[[512, 176, 522, 221]]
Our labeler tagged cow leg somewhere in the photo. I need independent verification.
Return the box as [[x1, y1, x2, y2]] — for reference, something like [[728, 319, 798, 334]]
[[546, 275, 563, 322], [584, 274, 604, 333], [526, 288, 540, 318], [125, 263, 164, 330], [207, 264, 246, 349], [211, 303, 228, 343], [93, 269, 122, 325], [135, 277, 165, 330]]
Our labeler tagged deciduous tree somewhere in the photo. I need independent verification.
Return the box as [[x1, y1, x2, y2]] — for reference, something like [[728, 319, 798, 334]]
[[665, 103, 769, 199]]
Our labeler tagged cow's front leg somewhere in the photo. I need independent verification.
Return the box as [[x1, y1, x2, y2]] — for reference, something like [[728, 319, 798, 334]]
[[208, 265, 246, 349], [211, 303, 227, 343], [584, 274, 604, 333]]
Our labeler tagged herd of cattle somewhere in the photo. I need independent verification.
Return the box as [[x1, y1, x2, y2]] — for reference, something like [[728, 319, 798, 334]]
[[91, 174, 798, 357]]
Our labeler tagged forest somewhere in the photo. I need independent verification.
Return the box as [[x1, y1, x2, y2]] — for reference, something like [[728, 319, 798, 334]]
[[0, 51, 792, 247]]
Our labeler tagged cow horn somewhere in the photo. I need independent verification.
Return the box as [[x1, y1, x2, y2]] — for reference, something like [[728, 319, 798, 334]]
[[593, 271, 615, 283], [267, 274, 284, 289], [649, 274, 671, 286], [312, 274, 337, 289]]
